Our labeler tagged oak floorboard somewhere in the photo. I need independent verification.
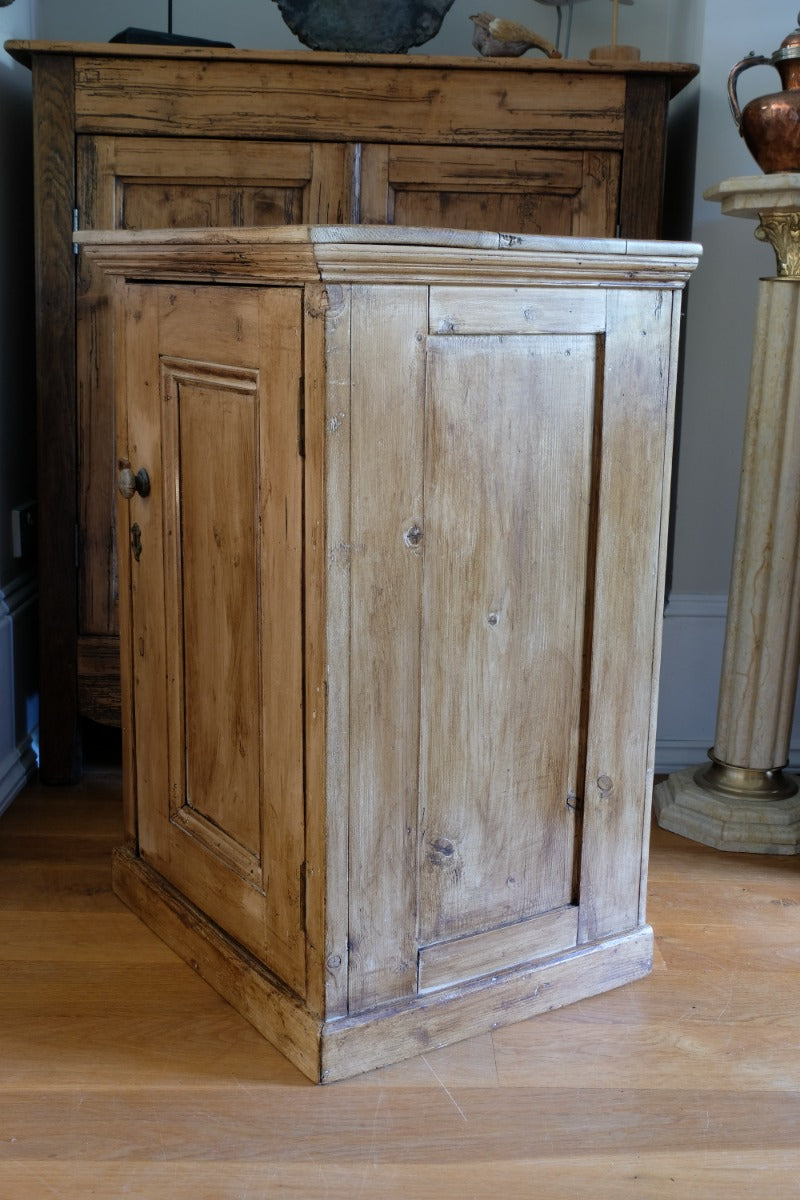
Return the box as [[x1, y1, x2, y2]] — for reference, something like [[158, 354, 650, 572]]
[[1, 1155, 800, 1200], [2, 765, 800, 1197]]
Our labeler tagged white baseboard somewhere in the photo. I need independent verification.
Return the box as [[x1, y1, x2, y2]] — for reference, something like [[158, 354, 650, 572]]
[[655, 592, 800, 775], [0, 574, 38, 815]]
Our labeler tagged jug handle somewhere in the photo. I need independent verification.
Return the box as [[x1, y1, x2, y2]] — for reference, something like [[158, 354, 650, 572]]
[[728, 53, 773, 131]]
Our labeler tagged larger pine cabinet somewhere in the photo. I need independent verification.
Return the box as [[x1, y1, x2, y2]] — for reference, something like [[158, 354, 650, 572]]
[[78, 225, 699, 1082], [6, 39, 697, 781]]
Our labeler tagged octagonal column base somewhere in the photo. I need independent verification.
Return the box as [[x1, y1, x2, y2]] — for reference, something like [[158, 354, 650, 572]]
[[653, 767, 800, 854]]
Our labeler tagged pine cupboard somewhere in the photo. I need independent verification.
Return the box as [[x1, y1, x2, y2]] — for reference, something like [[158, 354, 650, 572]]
[[77, 225, 700, 1083], [5, 39, 697, 782]]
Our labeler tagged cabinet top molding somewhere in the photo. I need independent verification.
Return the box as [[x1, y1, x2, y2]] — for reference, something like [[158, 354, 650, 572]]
[[76, 224, 702, 288], [5, 40, 698, 96]]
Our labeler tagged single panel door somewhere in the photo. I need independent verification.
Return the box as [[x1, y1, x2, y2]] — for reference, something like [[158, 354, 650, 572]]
[[116, 282, 307, 997]]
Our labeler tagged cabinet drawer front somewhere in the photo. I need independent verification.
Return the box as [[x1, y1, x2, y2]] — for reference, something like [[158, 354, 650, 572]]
[[361, 145, 619, 237], [78, 136, 354, 229], [74, 57, 626, 146]]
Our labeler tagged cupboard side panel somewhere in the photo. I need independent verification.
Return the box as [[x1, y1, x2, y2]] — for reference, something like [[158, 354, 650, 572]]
[[619, 77, 671, 239], [637, 296, 684, 925], [256, 289, 307, 992], [578, 289, 675, 943], [347, 285, 428, 1014]]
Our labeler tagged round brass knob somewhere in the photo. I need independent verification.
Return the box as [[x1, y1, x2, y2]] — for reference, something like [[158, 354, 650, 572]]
[[118, 465, 151, 500]]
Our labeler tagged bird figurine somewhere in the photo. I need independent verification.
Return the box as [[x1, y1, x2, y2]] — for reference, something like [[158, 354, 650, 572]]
[[470, 12, 561, 58]]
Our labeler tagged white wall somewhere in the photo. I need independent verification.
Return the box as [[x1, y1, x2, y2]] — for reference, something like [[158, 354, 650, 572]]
[[36, 0, 673, 60], [0, 0, 38, 812], [18, 0, 800, 773], [655, 2, 800, 772], [671, 1, 788, 595]]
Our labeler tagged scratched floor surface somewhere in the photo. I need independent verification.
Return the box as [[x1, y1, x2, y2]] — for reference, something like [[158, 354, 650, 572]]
[[2, 762, 800, 1199]]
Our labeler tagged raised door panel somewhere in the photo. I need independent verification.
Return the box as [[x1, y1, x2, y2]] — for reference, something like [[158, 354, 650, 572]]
[[359, 145, 619, 237], [77, 136, 351, 647], [117, 282, 306, 997], [79, 136, 355, 229], [417, 331, 597, 947]]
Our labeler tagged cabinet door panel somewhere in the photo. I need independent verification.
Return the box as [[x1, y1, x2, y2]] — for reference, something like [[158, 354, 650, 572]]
[[418, 333, 597, 945], [77, 136, 350, 644], [118, 283, 306, 997], [361, 145, 619, 236]]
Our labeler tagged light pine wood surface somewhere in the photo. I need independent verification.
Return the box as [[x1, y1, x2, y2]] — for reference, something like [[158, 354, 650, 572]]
[[95, 232, 696, 1080], [8, 41, 695, 781], [2, 761, 800, 1198]]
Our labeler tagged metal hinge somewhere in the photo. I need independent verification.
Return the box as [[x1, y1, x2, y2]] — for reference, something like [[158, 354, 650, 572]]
[[73, 208, 79, 255]]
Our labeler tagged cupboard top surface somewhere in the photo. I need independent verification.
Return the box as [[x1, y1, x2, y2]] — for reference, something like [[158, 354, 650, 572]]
[[5, 40, 698, 93]]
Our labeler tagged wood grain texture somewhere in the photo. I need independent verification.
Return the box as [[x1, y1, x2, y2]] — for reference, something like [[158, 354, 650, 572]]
[[19, 43, 695, 778], [312, 282, 351, 1020], [619, 75, 672, 239], [3, 769, 800, 1196], [578, 289, 677, 944], [98, 231, 695, 1082], [68, 57, 630, 145], [118, 284, 307, 992], [347, 284, 427, 1012], [417, 332, 594, 942], [361, 144, 619, 236]]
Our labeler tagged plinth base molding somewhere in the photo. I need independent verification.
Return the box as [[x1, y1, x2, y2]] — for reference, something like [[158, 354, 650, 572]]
[[654, 767, 800, 854]]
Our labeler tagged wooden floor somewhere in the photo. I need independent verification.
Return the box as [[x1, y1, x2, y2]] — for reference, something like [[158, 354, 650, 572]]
[[2, 760, 800, 1199]]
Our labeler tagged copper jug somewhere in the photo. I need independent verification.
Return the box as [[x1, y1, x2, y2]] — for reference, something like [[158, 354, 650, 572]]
[[729, 12, 800, 173]]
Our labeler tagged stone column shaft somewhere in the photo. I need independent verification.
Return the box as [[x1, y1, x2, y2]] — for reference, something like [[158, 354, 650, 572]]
[[655, 174, 800, 852], [712, 279, 800, 771]]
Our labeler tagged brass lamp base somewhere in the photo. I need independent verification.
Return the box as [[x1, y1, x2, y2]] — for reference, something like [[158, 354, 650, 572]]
[[694, 756, 799, 801], [654, 764, 800, 855]]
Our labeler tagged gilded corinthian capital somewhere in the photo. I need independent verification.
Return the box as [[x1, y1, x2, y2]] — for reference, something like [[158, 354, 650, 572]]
[[755, 211, 800, 278]]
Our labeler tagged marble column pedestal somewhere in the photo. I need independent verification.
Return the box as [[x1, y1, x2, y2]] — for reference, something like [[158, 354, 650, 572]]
[[654, 174, 800, 853]]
